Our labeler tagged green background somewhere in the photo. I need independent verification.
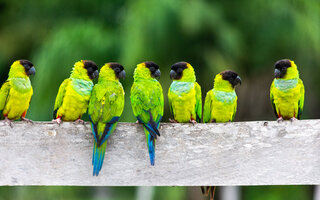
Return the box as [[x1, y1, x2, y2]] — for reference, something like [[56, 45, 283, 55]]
[[0, 0, 319, 199]]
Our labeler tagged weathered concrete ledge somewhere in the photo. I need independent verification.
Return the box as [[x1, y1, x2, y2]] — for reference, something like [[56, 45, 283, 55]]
[[0, 120, 319, 186]]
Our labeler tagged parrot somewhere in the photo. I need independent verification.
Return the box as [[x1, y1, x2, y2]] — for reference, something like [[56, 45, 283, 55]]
[[130, 61, 164, 166], [203, 70, 241, 123], [270, 59, 305, 122], [0, 59, 36, 127], [88, 62, 125, 176], [202, 70, 241, 200], [53, 60, 99, 124], [168, 61, 202, 124]]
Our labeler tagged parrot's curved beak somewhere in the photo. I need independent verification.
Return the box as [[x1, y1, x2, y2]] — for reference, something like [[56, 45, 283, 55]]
[[235, 76, 241, 85], [274, 68, 281, 78], [27, 66, 36, 76], [170, 70, 177, 79], [118, 70, 126, 79], [152, 69, 161, 79], [91, 70, 99, 79]]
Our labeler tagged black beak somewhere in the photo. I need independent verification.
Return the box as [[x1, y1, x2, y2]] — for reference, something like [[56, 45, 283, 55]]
[[91, 70, 99, 79], [274, 69, 281, 78], [235, 76, 241, 85], [118, 70, 126, 79], [170, 70, 177, 79], [27, 66, 36, 76], [152, 69, 161, 78]]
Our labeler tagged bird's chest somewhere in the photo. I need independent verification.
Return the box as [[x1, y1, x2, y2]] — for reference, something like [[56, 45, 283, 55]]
[[274, 79, 300, 102], [274, 78, 298, 92], [70, 78, 93, 97], [213, 90, 236, 104], [10, 78, 32, 94], [8, 78, 32, 104], [170, 81, 194, 97]]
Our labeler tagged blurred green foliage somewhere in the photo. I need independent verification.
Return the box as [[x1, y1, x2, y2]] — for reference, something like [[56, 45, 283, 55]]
[[0, 0, 319, 199]]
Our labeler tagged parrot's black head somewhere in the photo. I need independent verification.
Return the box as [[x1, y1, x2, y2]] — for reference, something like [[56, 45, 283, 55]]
[[220, 70, 241, 87], [109, 63, 126, 79], [145, 61, 161, 78], [83, 60, 99, 80], [274, 59, 291, 78], [20, 59, 35, 76], [170, 62, 188, 80]]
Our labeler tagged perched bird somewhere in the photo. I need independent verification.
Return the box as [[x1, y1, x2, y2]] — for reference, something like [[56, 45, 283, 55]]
[[0, 60, 36, 127], [130, 61, 164, 166], [270, 59, 305, 121], [88, 63, 125, 176], [203, 70, 241, 123], [53, 60, 99, 124], [202, 70, 241, 200], [168, 62, 202, 123]]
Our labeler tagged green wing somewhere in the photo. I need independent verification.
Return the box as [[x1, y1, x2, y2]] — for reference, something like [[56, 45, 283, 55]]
[[89, 82, 125, 144], [203, 90, 212, 123], [231, 95, 238, 122], [270, 80, 278, 118], [167, 86, 174, 119], [194, 82, 202, 122], [297, 79, 305, 119], [89, 82, 125, 123], [131, 80, 163, 136], [0, 80, 11, 116], [53, 78, 70, 118]]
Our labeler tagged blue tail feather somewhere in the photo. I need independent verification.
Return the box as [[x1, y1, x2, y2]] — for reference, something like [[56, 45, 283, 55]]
[[148, 134, 155, 166], [92, 142, 106, 176]]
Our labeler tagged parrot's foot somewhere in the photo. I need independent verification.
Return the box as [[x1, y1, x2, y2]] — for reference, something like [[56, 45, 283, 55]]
[[290, 117, 298, 122], [4, 117, 13, 128], [277, 117, 284, 123], [74, 119, 85, 125], [211, 119, 216, 123], [189, 119, 197, 125], [169, 118, 178, 123], [52, 118, 62, 126], [21, 117, 33, 124], [135, 120, 140, 124]]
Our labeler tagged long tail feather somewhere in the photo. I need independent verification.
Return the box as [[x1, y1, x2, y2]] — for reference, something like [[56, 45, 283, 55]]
[[145, 128, 155, 166], [92, 141, 107, 176]]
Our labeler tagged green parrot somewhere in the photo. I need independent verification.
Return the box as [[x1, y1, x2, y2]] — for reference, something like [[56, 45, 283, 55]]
[[168, 61, 202, 123], [0, 60, 36, 127], [203, 70, 241, 123], [53, 60, 99, 124], [202, 70, 241, 200], [88, 62, 125, 176], [130, 61, 164, 166], [270, 59, 305, 121]]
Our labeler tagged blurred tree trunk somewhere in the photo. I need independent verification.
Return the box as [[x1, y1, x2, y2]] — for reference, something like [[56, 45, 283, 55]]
[[221, 186, 240, 200], [314, 186, 320, 200], [136, 187, 154, 200], [187, 187, 206, 200], [94, 187, 112, 200]]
